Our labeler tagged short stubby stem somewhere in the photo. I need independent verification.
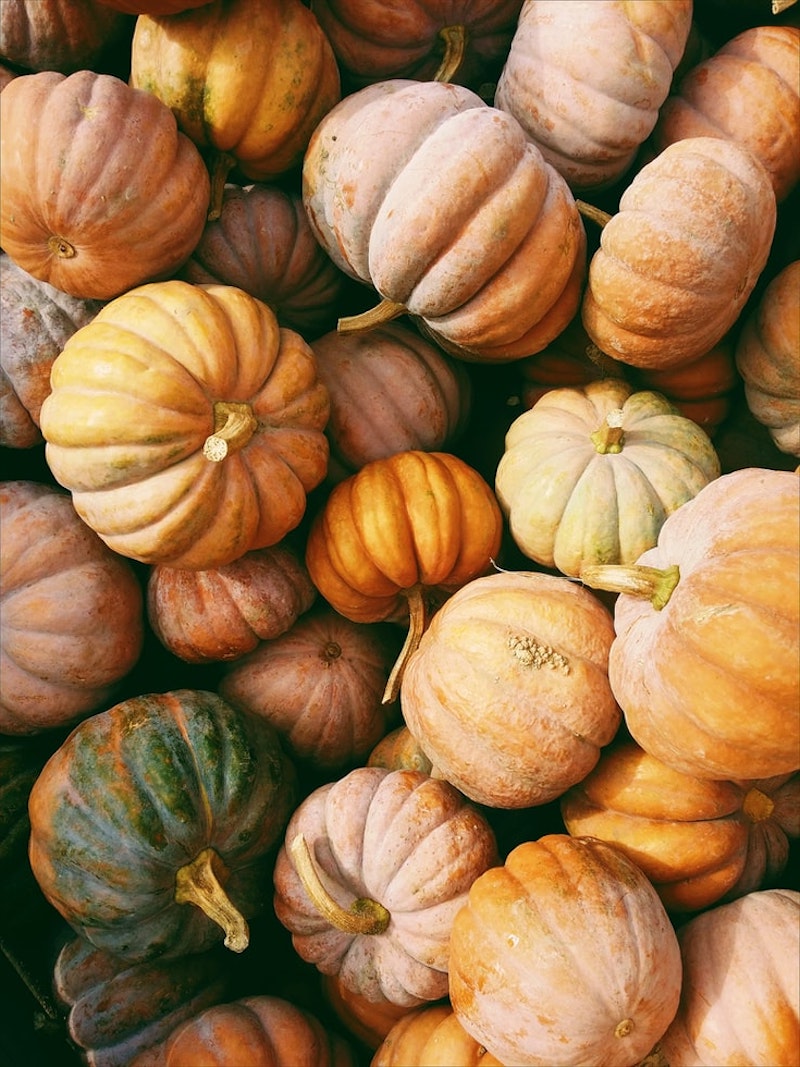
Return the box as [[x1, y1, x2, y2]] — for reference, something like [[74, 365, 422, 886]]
[[580, 563, 680, 611], [591, 408, 626, 454], [203, 400, 258, 462]]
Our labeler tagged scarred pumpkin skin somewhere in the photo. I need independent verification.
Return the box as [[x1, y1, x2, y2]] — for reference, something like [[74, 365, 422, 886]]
[[28, 689, 297, 963], [39, 281, 330, 570], [0, 0, 131, 74], [448, 834, 683, 1066], [494, 0, 694, 190], [581, 137, 777, 370], [659, 889, 800, 1066], [0, 71, 211, 301]]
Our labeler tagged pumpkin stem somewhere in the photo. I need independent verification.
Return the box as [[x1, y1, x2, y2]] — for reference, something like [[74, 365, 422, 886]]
[[203, 400, 258, 462], [206, 151, 237, 221], [47, 235, 77, 259], [590, 408, 626, 453], [338, 299, 408, 334], [289, 834, 391, 935], [434, 25, 468, 83], [742, 786, 775, 822], [772, 0, 797, 12], [580, 563, 680, 611], [382, 585, 427, 704], [576, 200, 613, 228], [174, 847, 249, 953]]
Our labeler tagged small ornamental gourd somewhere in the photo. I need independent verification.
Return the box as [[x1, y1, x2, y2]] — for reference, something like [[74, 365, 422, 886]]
[[494, 377, 721, 577], [28, 689, 297, 963], [39, 281, 330, 570], [272, 766, 499, 1006]]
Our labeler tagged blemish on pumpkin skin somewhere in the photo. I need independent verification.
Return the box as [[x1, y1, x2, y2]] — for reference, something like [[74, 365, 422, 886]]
[[507, 634, 570, 674]]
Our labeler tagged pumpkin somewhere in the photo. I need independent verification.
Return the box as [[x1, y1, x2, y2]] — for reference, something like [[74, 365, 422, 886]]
[[28, 688, 297, 962], [561, 739, 799, 913], [309, 0, 523, 89], [302, 79, 587, 362], [0, 0, 131, 74], [735, 259, 800, 457], [130, 0, 341, 213], [133, 995, 357, 1067], [53, 936, 234, 1067], [399, 570, 620, 809], [303, 450, 503, 701], [448, 834, 683, 1066], [367, 725, 433, 776], [178, 182, 347, 339], [654, 25, 800, 203], [659, 889, 800, 1066], [494, 0, 694, 190], [39, 280, 330, 570], [311, 322, 472, 482], [0, 253, 103, 449], [0, 71, 211, 301], [147, 543, 317, 664], [372, 1003, 504, 1066], [0, 480, 144, 735], [517, 312, 620, 410], [494, 377, 721, 577], [272, 766, 499, 1006], [580, 136, 777, 369], [0, 733, 59, 905], [218, 604, 401, 770], [98, 1, 214, 12], [581, 467, 800, 781], [321, 973, 411, 1051]]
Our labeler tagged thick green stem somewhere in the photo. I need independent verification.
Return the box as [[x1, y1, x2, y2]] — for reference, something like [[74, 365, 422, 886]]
[[338, 298, 407, 334], [434, 25, 467, 83], [203, 400, 258, 461], [383, 585, 428, 705], [174, 847, 249, 953], [289, 834, 390, 935], [580, 563, 680, 611]]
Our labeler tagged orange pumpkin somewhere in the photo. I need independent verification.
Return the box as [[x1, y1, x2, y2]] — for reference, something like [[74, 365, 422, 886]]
[[321, 973, 411, 1051], [448, 834, 683, 1066], [0, 0, 130, 74], [39, 281, 330, 570], [372, 1003, 504, 1066], [367, 725, 433, 776]]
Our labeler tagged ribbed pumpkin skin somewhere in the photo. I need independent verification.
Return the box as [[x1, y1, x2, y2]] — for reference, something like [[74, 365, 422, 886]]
[[130, 0, 341, 181], [302, 80, 586, 362], [179, 183, 346, 339], [654, 25, 800, 203], [0, 72, 210, 301], [606, 468, 800, 781], [561, 740, 799, 913], [28, 689, 297, 963], [272, 767, 499, 1006], [581, 137, 777, 370], [372, 1003, 504, 1066], [495, 378, 721, 577], [735, 260, 800, 458], [39, 281, 330, 570], [660, 889, 800, 1066], [448, 834, 683, 1066], [495, 0, 693, 190], [0, 480, 144, 735], [0, 0, 130, 74]]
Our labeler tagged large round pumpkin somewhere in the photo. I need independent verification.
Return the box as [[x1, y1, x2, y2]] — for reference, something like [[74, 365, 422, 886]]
[[581, 467, 800, 781], [0, 0, 131, 74], [302, 79, 587, 362], [39, 280, 330, 570], [0, 480, 144, 735], [581, 136, 777, 370], [448, 834, 683, 1066], [400, 570, 621, 809], [494, 377, 721, 577], [0, 71, 211, 301], [28, 689, 297, 962], [494, 0, 693, 190]]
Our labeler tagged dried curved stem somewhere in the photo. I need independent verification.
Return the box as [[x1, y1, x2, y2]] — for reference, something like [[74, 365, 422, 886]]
[[289, 834, 390, 935], [382, 585, 428, 704], [174, 847, 249, 953]]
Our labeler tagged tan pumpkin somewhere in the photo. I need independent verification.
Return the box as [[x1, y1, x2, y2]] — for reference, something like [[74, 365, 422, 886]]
[[39, 281, 330, 570], [735, 260, 800, 457], [372, 1003, 504, 1066], [654, 25, 800, 203], [272, 766, 499, 1006], [399, 570, 621, 809], [494, 377, 721, 577], [581, 136, 777, 370], [0, 71, 211, 301], [303, 79, 587, 362], [448, 834, 683, 1066], [581, 467, 800, 781], [494, 0, 694, 190], [0, 0, 130, 74], [147, 543, 317, 663], [367, 725, 433, 776], [561, 739, 799, 913], [0, 480, 144, 735], [659, 889, 800, 1066]]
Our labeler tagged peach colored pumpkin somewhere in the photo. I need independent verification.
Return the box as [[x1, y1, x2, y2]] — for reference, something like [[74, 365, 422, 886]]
[[659, 889, 800, 1066], [581, 136, 777, 370], [372, 1003, 504, 1066], [321, 973, 411, 1052], [400, 570, 621, 808], [494, 0, 693, 190], [654, 24, 800, 203]]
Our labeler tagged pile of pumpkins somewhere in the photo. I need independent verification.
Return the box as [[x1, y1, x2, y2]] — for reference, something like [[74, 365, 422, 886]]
[[1, 0, 799, 1064]]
